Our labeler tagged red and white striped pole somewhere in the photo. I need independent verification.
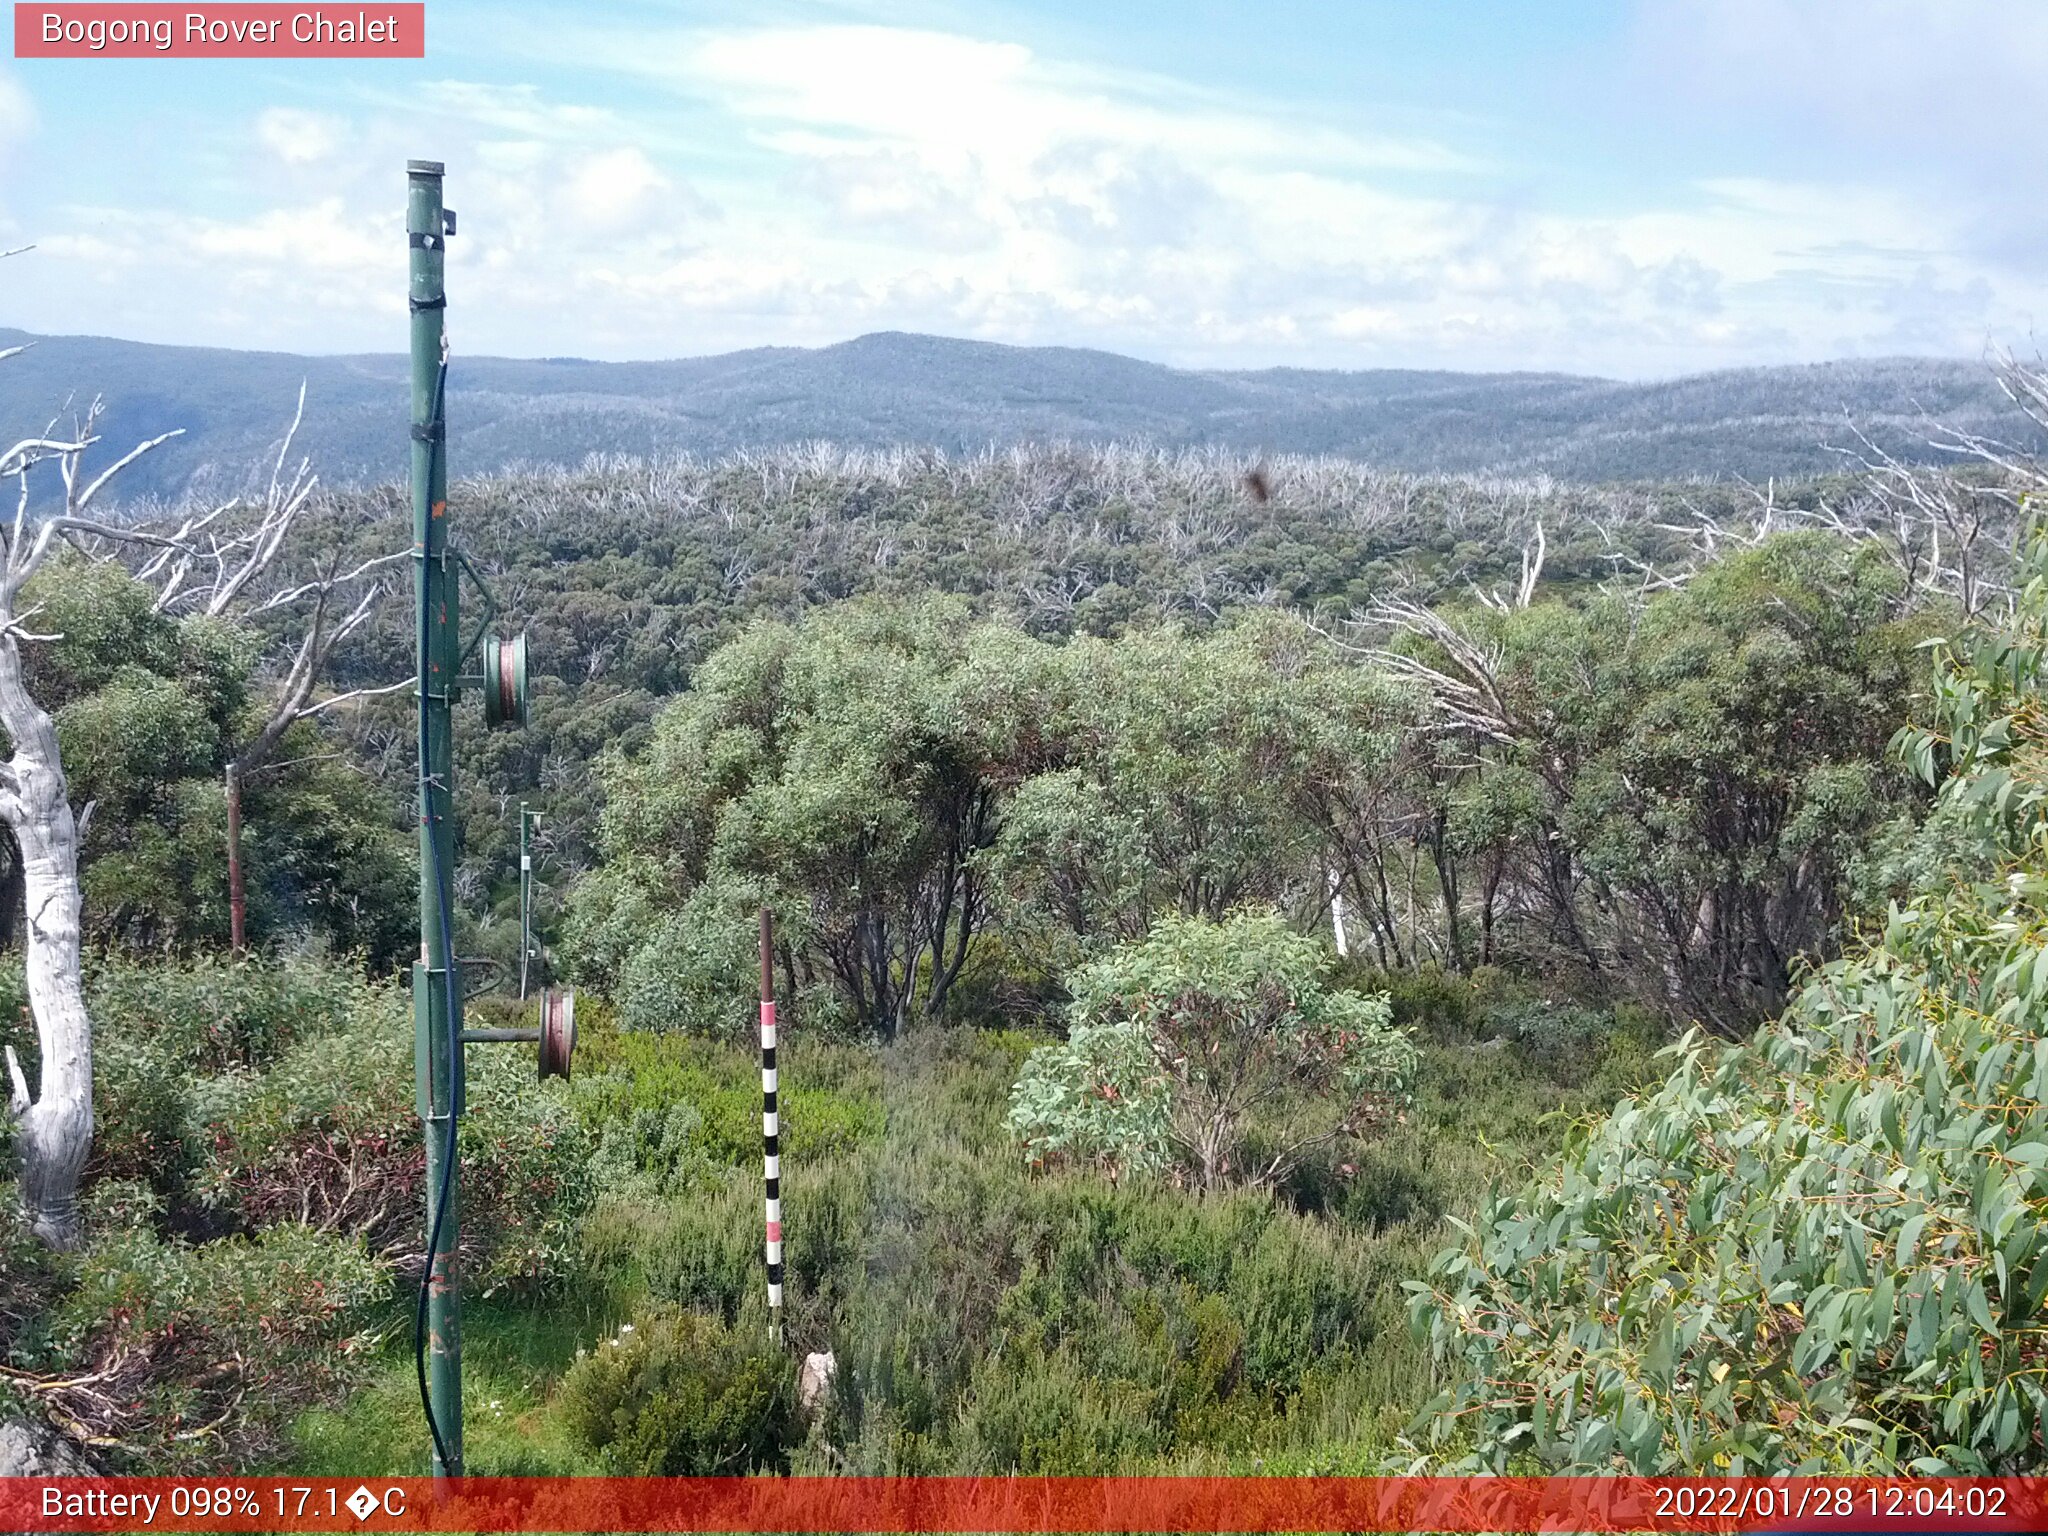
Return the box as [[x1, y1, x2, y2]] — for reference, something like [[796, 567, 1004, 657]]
[[759, 907, 783, 1346]]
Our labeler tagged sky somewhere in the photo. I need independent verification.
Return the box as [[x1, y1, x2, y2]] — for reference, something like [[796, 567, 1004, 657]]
[[1, 0, 2044, 377]]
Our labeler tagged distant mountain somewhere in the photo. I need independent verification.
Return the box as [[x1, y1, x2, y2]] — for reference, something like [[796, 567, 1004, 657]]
[[0, 327, 2034, 502]]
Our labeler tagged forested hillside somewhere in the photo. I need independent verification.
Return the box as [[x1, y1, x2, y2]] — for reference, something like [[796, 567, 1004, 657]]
[[3, 365, 2046, 1475], [0, 327, 2037, 503]]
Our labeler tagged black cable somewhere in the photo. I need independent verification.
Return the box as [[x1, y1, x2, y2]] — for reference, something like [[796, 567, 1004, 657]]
[[414, 351, 460, 1476]]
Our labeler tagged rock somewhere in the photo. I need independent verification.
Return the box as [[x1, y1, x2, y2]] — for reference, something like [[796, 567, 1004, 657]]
[[799, 1350, 837, 1414], [0, 1416, 96, 1477]]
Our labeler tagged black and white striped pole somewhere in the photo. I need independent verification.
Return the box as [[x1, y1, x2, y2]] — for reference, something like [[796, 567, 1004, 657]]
[[759, 907, 783, 1346]]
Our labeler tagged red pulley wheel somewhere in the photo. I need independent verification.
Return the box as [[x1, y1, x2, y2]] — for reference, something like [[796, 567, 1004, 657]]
[[482, 631, 529, 729], [538, 987, 576, 1080]]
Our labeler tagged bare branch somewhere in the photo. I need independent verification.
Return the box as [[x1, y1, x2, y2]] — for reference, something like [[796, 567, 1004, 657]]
[[0, 437, 90, 481], [71, 429, 185, 517], [243, 549, 408, 617], [299, 677, 414, 718], [268, 380, 308, 515]]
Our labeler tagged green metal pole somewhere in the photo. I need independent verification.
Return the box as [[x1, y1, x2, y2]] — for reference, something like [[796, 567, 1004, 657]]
[[407, 157, 463, 1480]]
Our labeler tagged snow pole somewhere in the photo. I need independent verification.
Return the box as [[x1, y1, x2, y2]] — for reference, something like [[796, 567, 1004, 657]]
[[760, 906, 784, 1346]]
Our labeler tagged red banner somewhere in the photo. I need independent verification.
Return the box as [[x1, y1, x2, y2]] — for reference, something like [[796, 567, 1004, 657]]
[[13, 4, 424, 58], [1, 1476, 2044, 1532]]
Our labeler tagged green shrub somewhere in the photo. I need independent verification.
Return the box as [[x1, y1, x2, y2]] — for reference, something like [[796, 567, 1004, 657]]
[[952, 1350, 1162, 1472], [1010, 911, 1414, 1190], [615, 888, 758, 1039], [1409, 529, 2048, 1474], [0, 1180, 63, 1359], [43, 1219, 384, 1469], [575, 1027, 883, 1169], [1336, 963, 1475, 1036], [1005, 1018, 1171, 1180], [90, 951, 365, 1075], [85, 955, 380, 1205], [558, 1307, 798, 1474], [197, 977, 595, 1291]]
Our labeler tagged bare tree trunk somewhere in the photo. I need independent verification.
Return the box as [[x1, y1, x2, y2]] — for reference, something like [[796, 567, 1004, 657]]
[[225, 761, 246, 954], [0, 636, 92, 1250]]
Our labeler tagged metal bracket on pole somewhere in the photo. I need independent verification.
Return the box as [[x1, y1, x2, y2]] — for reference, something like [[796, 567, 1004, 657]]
[[451, 546, 499, 673]]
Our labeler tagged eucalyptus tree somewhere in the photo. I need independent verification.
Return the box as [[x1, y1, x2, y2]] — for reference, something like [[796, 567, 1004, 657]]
[[577, 596, 1015, 1040], [1411, 524, 2048, 1473], [1353, 533, 1932, 1031], [979, 612, 1409, 959]]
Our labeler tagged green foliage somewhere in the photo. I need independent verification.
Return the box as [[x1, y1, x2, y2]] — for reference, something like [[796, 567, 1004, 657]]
[[287, 958, 1649, 1478], [1409, 529, 2048, 1473], [198, 982, 596, 1293], [82, 955, 374, 1203], [1007, 1018, 1172, 1179], [1012, 912, 1414, 1191], [1, 555, 411, 961], [8, 954, 595, 1295], [984, 614, 1407, 954], [614, 892, 758, 1039], [94, 952, 359, 1072], [559, 1307, 799, 1474], [552, 1025, 1448, 1475], [1409, 534, 1933, 1030], [237, 731, 414, 968], [0, 1178, 63, 1360], [575, 1026, 884, 1183], [580, 603, 1407, 1039], [43, 1216, 384, 1469], [577, 597, 1004, 1039]]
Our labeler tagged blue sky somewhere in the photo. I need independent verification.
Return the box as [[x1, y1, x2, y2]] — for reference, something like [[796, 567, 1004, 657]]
[[1, 0, 2043, 376]]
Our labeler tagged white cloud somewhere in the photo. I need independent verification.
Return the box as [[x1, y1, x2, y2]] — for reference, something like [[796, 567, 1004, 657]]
[[256, 108, 345, 167], [680, 26, 1476, 175], [11, 14, 2048, 375], [561, 146, 673, 234], [0, 71, 31, 142]]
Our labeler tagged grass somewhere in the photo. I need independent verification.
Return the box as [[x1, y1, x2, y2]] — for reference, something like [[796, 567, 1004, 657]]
[[285, 1293, 621, 1476]]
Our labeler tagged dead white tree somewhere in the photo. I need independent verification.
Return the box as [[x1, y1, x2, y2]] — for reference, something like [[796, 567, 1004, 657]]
[[1, 388, 187, 1247], [2, 339, 401, 1242], [155, 386, 409, 950], [1472, 519, 1547, 613], [1590, 360, 2048, 611]]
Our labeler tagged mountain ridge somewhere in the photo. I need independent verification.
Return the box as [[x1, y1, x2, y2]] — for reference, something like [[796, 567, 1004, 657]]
[[0, 325, 2031, 501]]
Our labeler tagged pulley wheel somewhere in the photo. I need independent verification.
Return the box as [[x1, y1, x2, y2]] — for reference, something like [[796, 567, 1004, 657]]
[[538, 986, 576, 1080], [482, 631, 529, 729]]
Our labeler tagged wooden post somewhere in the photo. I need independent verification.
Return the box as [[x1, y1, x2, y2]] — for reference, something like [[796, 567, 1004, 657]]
[[225, 761, 246, 954]]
